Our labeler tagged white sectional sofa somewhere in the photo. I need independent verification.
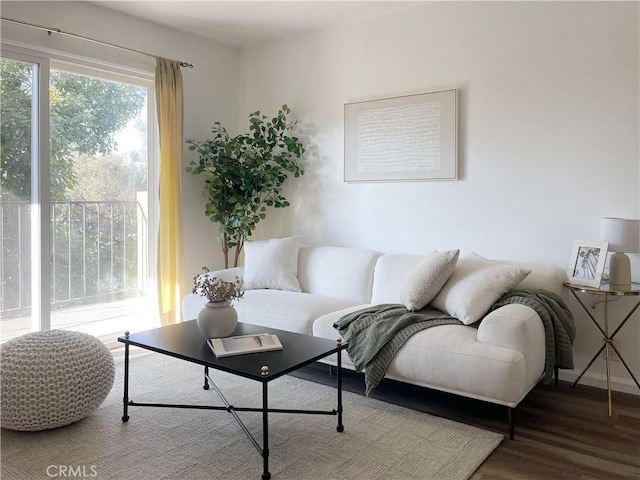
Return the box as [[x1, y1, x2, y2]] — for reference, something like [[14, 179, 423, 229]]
[[183, 242, 568, 438]]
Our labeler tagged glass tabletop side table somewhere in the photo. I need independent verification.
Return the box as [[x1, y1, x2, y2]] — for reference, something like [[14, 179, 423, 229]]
[[564, 282, 640, 416]]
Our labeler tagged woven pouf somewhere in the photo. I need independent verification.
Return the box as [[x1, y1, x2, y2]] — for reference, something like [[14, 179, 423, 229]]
[[1, 330, 115, 431]]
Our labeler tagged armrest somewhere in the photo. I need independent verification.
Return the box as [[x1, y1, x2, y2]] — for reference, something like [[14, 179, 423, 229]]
[[477, 304, 545, 381], [182, 294, 207, 321]]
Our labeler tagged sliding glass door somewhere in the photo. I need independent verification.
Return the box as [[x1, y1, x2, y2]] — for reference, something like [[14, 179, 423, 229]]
[[1, 49, 158, 346], [0, 54, 48, 339]]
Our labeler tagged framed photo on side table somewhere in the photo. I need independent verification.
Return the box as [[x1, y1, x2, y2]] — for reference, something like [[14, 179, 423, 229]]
[[568, 240, 608, 287]]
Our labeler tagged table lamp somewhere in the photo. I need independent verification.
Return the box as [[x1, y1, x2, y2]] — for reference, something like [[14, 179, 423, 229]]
[[600, 217, 640, 286]]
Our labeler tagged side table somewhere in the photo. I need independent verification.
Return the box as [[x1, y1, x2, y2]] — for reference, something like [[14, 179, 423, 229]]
[[564, 282, 640, 415]]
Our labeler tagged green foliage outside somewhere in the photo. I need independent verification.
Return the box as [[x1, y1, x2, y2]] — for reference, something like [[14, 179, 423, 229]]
[[186, 105, 305, 268], [0, 60, 148, 313], [70, 154, 147, 201], [0, 61, 146, 201]]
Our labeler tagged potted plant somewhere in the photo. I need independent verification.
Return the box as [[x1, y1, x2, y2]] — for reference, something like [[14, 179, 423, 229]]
[[192, 267, 244, 338], [186, 105, 305, 268], [192, 267, 244, 304]]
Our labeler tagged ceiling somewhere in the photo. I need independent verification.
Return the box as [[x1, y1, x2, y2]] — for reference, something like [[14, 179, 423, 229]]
[[91, 1, 425, 47]]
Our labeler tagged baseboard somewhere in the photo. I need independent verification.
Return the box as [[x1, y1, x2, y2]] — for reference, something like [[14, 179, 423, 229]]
[[558, 369, 639, 396]]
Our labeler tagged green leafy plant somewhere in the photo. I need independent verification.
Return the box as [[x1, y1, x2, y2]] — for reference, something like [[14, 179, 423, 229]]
[[186, 105, 305, 268], [192, 267, 244, 303], [0, 62, 145, 201]]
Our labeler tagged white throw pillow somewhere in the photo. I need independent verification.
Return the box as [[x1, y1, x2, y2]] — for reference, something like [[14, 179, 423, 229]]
[[242, 236, 302, 292], [430, 253, 531, 325], [400, 249, 460, 311]]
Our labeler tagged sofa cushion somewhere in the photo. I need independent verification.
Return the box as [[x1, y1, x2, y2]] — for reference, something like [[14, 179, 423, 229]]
[[494, 260, 567, 295], [242, 236, 302, 292], [430, 253, 531, 325], [399, 249, 459, 311], [386, 326, 531, 406], [297, 246, 381, 303], [235, 289, 360, 335], [370, 253, 426, 304]]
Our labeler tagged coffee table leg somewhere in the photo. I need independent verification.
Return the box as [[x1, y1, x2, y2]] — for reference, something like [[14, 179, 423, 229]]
[[262, 382, 271, 480], [122, 340, 130, 422], [203, 366, 210, 390], [337, 347, 344, 433]]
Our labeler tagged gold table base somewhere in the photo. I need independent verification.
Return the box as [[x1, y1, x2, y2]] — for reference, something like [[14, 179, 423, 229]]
[[565, 282, 640, 416]]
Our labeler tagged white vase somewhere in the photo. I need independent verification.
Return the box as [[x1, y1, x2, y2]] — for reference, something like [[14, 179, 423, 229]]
[[197, 301, 238, 338]]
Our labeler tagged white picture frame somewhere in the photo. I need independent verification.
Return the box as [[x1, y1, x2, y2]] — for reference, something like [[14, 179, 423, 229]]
[[568, 241, 608, 288], [344, 89, 458, 183]]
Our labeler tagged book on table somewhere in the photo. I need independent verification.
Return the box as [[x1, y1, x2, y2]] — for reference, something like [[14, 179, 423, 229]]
[[207, 333, 283, 358]]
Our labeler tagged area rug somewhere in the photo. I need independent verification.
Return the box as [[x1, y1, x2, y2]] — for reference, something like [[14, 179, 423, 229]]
[[1, 350, 502, 480]]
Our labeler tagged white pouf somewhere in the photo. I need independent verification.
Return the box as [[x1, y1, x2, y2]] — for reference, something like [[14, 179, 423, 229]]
[[1, 330, 115, 431]]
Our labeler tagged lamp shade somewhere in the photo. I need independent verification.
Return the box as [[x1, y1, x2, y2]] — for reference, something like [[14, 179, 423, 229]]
[[600, 217, 640, 253]]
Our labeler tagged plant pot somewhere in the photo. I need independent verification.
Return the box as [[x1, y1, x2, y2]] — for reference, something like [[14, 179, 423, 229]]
[[197, 301, 238, 338]]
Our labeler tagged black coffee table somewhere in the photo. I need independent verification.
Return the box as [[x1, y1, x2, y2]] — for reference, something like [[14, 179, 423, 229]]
[[117, 321, 346, 480]]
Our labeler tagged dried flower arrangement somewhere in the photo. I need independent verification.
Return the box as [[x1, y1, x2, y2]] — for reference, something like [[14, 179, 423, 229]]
[[192, 267, 244, 304]]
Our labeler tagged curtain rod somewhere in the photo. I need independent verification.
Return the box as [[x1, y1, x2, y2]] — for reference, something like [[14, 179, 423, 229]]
[[1, 17, 194, 68]]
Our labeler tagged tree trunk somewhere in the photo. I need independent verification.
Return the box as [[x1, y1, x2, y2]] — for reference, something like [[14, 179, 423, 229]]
[[232, 236, 244, 267], [222, 233, 230, 269]]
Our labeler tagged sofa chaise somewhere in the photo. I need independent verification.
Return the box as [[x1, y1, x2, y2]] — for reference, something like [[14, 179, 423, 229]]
[[183, 238, 569, 438]]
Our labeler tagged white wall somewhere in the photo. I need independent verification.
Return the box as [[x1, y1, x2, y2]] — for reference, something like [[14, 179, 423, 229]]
[[1, 1, 239, 292], [238, 1, 640, 393]]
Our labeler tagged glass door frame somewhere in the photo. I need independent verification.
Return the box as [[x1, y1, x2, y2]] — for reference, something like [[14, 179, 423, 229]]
[[1, 47, 51, 332]]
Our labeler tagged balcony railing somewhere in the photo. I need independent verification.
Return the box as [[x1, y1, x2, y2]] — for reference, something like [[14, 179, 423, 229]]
[[0, 199, 147, 318]]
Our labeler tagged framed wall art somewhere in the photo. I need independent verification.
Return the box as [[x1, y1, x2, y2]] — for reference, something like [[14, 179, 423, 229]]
[[567, 240, 608, 287], [344, 89, 458, 183]]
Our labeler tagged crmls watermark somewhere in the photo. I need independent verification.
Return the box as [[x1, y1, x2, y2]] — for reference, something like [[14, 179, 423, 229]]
[[46, 465, 98, 478]]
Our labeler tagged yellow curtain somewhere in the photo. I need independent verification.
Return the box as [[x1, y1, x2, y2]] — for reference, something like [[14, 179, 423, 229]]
[[155, 58, 185, 326]]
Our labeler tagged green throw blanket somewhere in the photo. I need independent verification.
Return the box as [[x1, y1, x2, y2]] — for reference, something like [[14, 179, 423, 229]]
[[333, 305, 462, 395], [334, 289, 575, 395]]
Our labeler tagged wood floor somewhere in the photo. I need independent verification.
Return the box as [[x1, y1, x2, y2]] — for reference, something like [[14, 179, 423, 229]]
[[292, 364, 640, 480]]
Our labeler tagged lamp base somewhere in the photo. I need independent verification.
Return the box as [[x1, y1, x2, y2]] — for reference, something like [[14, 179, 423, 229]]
[[608, 252, 631, 287]]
